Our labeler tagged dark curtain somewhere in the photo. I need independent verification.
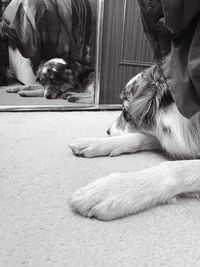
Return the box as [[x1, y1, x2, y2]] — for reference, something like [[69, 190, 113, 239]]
[[0, 0, 11, 85]]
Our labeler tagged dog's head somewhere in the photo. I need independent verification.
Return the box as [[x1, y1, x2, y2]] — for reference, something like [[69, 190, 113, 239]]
[[36, 58, 94, 99], [36, 58, 75, 99], [107, 65, 173, 136]]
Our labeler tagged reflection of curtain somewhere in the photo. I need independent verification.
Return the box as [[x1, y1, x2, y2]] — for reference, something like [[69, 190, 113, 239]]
[[2, 0, 95, 72], [0, 0, 11, 19], [71, 0, 92, 62]]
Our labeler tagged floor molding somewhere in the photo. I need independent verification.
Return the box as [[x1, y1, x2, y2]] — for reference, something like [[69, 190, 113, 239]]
[[0, 104, 122, 112]]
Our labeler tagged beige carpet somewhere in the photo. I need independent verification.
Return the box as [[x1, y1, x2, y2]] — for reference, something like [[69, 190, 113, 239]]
[[1, 111, 200, 267]]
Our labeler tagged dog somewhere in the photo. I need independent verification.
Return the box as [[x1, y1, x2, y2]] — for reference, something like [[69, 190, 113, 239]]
[[7, 58, 94, 103], [68, 64, 200, 221]]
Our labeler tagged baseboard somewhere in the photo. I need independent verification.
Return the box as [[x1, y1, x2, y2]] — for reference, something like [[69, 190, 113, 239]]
[[0, 104, 122, 112]]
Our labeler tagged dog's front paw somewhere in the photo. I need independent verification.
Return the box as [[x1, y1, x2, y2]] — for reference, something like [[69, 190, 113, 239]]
[[66, 95, 79, 102], [19, 91, 29, 97], [69, 174, 132, 221], [62, 92, 74, 99], [6, 87, 21, 93], [69, 164, 174, 221], [69, 137, 125, 158], [69, 137, 106, 157], [69, 171, 158, 220]]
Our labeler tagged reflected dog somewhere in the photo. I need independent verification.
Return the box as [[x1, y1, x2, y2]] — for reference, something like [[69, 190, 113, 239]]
[[69, 65, 200, 221], [7, 58, 94, 103]]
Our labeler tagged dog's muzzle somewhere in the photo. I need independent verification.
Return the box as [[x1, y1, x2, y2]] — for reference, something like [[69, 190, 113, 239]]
[[44, 85, 60, 99]]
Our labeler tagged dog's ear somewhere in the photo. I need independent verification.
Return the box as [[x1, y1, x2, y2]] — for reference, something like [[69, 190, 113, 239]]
[[35, 62, 45, 83], [62, 68, 72, 79], [130, 83, 158, 128], [62, 68, 77, 86], [36, 70, 41, 83]]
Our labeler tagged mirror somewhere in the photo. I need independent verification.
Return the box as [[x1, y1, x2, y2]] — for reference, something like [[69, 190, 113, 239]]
[[0, 0, 103, 110]]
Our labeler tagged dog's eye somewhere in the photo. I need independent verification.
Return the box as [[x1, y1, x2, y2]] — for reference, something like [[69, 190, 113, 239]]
[[48, 69, 55, 78]]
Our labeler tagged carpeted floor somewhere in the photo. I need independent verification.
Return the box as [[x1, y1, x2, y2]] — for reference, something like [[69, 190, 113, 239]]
[[0, 81, 93, 106], [0, 82, 68, 106], [1, 111, 200, 267]]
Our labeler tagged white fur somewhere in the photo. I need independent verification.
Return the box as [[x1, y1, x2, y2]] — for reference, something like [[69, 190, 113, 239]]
[[155, 103, 200, 159], [46, 58, 67, 65], [69, 133, 160, 158], [69, 72, 200, 221], [69, 160, 200, 220], [108, 119, 133, 136]]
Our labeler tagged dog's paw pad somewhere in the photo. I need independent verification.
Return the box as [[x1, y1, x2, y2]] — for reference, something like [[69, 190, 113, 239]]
[[69, 138, 120, 158], [69, 138, 90, 155], [69, 138, 102, 158], [62, 92, 72, 99], [6, 87, 20, 93], [19, 91, 27, 97], [69, 175, 128, 221], [67, 96, 79, 102]]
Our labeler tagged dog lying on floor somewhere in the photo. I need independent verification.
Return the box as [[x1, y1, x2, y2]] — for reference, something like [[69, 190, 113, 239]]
[[68, 64, 200, 221], [7, 58, 94, 103]]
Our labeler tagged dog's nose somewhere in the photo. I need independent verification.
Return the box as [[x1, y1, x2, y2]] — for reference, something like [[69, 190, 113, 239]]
[[107, 129, 110, 136]]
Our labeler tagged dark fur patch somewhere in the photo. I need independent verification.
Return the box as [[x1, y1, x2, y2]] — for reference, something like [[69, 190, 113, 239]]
[[159, 88, 174, 108], [162, 125, 171, 135], [120, 81, 138, 102]]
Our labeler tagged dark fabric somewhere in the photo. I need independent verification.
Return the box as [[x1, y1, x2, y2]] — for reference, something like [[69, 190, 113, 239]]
[[71, 0, 92, 61], [0, 0, 11, 85], [0, 36, 8, 85], [2, 0, 94, 73], [137, 0, 200, 118]]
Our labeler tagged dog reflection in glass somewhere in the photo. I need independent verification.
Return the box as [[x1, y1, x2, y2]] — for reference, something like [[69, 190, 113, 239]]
[[7, 58, 94, 103]]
